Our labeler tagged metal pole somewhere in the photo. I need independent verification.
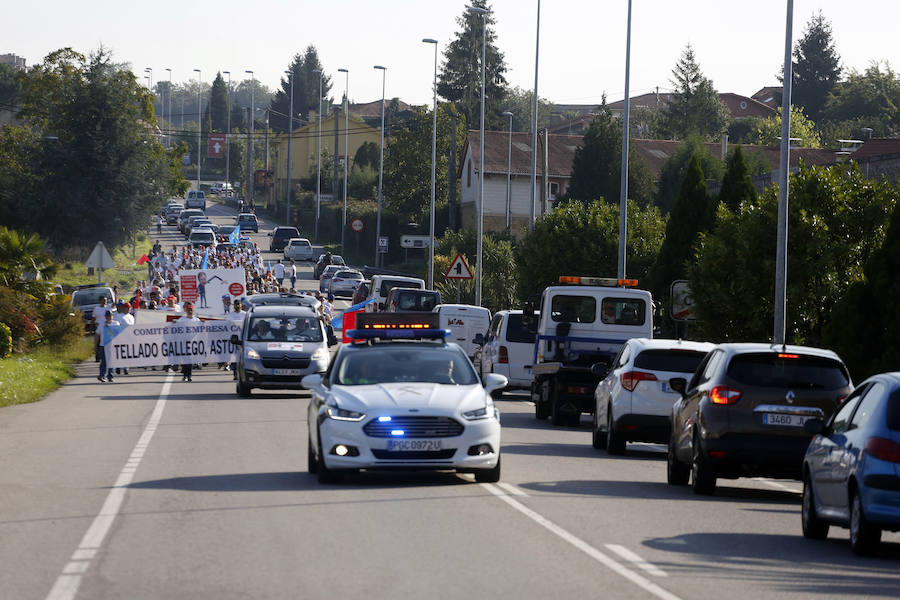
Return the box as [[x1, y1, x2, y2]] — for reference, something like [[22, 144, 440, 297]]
[[774, 0, 794, 345], [466, 6, 487, 307], [424, 39, 438, 289], [286, 70, 294, 218], [193, 69, 201, 192], [165, 68, 172, 148], [375, 65, 386, 267], [530, 0, 541, 232], [617, 0, 632, 280], [339, 68, 349, 258], [314, 69, 323, 241], [224, 71, 230, 195], [245, 70, 255, 208], [503, 111, 513, 232]]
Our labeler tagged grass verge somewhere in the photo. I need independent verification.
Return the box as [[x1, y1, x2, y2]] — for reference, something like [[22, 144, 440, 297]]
[[54, 233, 151, 291], [0, 337, 94, 408]]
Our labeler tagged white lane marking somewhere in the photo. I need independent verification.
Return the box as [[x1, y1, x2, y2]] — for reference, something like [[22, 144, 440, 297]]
[[497, 482, 528, 497], [605, 544, 668, 577], [45, 375, 173, 600], [752, 478, 800, 494], [481, 484, 682, 600]]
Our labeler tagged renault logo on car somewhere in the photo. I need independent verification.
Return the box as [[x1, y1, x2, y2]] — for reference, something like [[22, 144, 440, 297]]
[[785, 390, 795, 404]]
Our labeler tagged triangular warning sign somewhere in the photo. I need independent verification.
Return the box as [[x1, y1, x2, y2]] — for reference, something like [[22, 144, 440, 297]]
[[444, 253, 473, 280]]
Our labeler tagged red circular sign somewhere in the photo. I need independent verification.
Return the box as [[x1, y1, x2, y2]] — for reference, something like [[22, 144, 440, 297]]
[[229, 282, 244, 296], [351, 218, 364, 232]]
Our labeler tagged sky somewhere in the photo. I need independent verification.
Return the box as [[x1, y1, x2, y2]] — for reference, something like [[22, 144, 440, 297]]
[[7, 0, 898, 108]]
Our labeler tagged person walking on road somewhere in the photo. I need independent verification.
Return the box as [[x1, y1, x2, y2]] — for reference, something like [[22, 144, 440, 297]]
[[97, 310, 117, 382], [156, 214, 163, 235], [226, 299, 246, 379], [289, 260, 297, 291], [176, 302, 201, 382], [273, 260, 285, 290]]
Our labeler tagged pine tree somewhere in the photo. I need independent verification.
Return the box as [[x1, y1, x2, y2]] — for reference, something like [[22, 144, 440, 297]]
[[790, 11, 841, 123], [207, 72, 229, 132], [269, 46, 331, 133], [649, 155, 718, 298], [661, 45, 729, 140], [718, 146, 756, 212], [437, 0, 508, 130]]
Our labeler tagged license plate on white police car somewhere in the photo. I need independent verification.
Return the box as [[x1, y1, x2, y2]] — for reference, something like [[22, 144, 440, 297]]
[[387, 439, 442, 452], [762, 413, 810, 427], [273, 369, 303, 376]]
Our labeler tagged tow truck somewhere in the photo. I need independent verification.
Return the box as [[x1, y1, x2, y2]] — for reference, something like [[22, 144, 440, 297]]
[[526, 276, 654, 426]]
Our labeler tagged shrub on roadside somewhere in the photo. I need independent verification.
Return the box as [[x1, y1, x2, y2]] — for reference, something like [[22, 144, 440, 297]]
[[35, 295, 84, 349], [0, 322, 12, 358]]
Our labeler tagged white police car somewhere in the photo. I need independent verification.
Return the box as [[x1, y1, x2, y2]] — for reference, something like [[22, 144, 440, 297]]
[[302, 313, 506, 483]]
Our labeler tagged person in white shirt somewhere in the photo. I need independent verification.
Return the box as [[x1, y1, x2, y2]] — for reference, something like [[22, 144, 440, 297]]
[[175, 302, 202, 382], [273, 260, 285, 289], [114, 302, 135, 375], [289, 260, 297, 291], [225, 299, 246, 378]]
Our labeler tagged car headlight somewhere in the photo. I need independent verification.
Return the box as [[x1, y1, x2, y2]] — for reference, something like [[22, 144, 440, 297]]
[[462, 405, 490, 420], [326, 401, 366, 422], [311, 348, 328, 362], [246, 348, 260, 360]]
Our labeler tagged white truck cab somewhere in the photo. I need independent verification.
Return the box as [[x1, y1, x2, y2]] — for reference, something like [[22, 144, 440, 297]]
[[528, 276, 653, 426]]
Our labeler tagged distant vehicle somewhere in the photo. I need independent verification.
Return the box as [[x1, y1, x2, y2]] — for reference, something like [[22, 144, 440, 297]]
[[244, 292, 320, 311], [529, 276, 654, 426], [328, 270, 364, 298], [217, 225, 237, 242], [269, 226, 300, 253], [667, 343, 851, 495], [802, 372, 900, 555], [185, 216, 212, 236], [188, 228, 217, 248], [319, 265, 344, 292], [210, 182, 233, 195], [364, 275, 426, 312], [592, 338, 714, 454], [178, 209, 205, 234], [185, 189, 206, 210], [314, 254, 345, 279], [165, 205, 183, 225], [71, 285, 116, 333], [236, 213, 259, 233], [384, 287, 441, 312], [284, 238, 314, 261], [480, 310, 535, 393]]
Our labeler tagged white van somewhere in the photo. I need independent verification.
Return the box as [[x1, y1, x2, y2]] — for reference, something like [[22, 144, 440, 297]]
[[364, 275, 425, 312], [433, 304, 491, 360], [480, 310, 535, 390], [185, 190, 206, 210]]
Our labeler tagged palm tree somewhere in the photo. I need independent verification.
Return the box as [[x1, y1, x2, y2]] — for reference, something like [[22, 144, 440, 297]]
[[0, 227, 58, 300]]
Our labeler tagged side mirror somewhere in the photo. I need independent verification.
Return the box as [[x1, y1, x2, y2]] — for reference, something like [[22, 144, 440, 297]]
[[483, 373, 508, 396], [230, 334, 242, 346], [327, 334, 338, 347], [473, 333, 485, 346], [804, 418, 825, 435], [669, 377, 687, 397], [301, 374, 323, 390], [590, 363, 607, 378]]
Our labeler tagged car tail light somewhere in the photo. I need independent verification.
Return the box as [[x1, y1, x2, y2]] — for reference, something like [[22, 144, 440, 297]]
[[710, 386, 742, 405], [498, 346, 509, 364], [334, 278, 343, 283], [621, 371, 657, 392], [865, 437, 900, 463]]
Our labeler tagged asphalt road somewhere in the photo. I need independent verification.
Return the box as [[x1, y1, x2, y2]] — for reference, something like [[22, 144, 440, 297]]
[[1, 200, 899, 600]]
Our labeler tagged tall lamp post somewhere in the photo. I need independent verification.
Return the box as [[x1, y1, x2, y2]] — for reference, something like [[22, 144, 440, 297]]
[[617, 0, 633, 280], [338, 68, 349, 257], [774, 0, 795, 345], [193, 69, 201, 192], [530, 0, 541, 231], [312, 68, 323, 241], [467, 5, 487, 306], [374, 65, 387, 268], [502, 110, 514, 233], [245, 70, 255, 209], [165, 68, 172, 148], [285, 69, 294, 222], [223, 70, 231, 193], [423, 38, 438, 289]]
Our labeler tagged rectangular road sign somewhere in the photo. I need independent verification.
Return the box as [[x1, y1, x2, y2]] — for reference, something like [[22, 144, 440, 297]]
[[377, 237, 388, 253], [208, 134, 226, 158]]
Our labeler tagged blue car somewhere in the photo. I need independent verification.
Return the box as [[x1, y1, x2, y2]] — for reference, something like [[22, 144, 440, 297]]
[[802, 372, 900, 555]]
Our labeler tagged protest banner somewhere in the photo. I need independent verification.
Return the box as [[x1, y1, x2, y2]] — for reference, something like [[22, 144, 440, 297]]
[[104, 321, 243, 368], [178, 268, 247, 316]]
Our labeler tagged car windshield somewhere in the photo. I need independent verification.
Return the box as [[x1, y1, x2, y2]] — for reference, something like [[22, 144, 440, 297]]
[[634, 349, 709, 373], [505, 313, 535, 343], [551, 295, 596, 323], [379, 279, 421, 296], [276, 229, 299, 239], [726, 353, 850, 390], [247, 316, 323, 342], [887, 388, 900, 431], [73, 291, 112, 306], [335, 346, 478, 386], [395, 291, 439, 311], [335, 271, 362, 279]]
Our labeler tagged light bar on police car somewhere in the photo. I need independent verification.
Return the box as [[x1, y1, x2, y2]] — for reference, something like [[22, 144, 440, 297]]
[[348, 313, 449, 341], [558, 276, 638, 287]]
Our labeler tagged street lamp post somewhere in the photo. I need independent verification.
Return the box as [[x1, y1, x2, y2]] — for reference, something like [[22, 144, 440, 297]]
[[285, 69, 294, 221], [423, 38, 438, 289], [774, 0, 795, 345], [165, 68, 172, 148], [374, 65, 387, 268], [223, 70, 231, 194], [338, 68, 349, 257], [467, 5, 487, 306], [502, 111, 513, 233], [245, 70, 255, 209], [617, 0, 633, 280], [193, 69, 201, 192], [312, 69, 323, 241], [530, 0, 541, 232]]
